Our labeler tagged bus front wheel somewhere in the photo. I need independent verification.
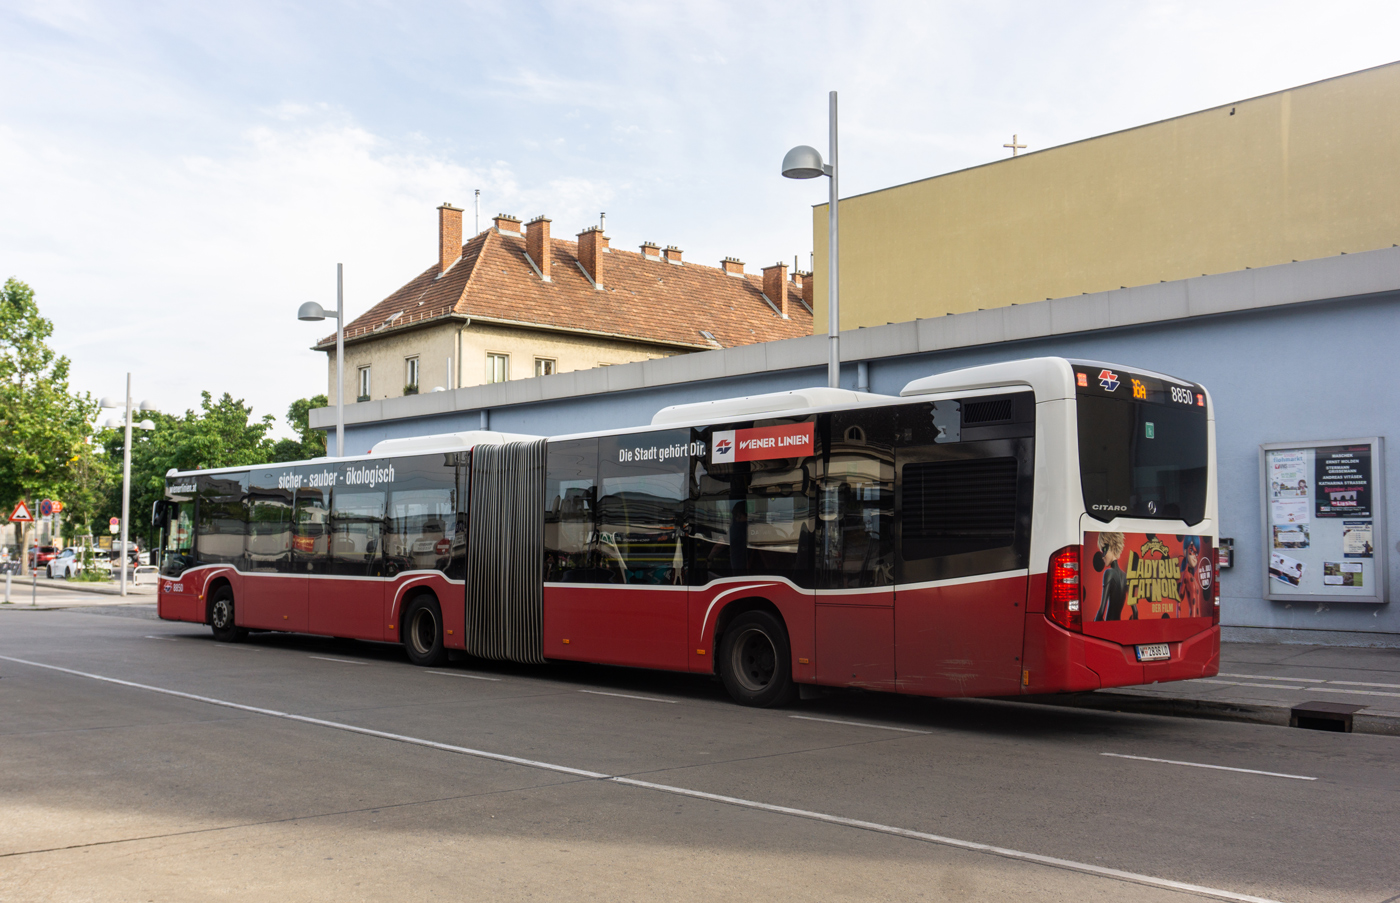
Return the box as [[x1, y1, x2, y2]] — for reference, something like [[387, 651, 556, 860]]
[[403, 596, 446, 667], [719, 610, 797, 707], [209, 587, 246, 643]]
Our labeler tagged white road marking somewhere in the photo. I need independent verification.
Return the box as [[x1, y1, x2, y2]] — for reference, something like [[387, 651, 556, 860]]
[[425, 670, 502, 681], [143, 636, 179, 642], [308, 656, 369, 665], [1326, 679, 1400, 690], [1195, 679, 1304, 690], [0, 653, 1285, 903], [578, 689, 676, 704], [1310, 686, 1400, 699], [1101, 753, 1316, 781], [790, 715, 931, 735], [1218, 672, 1324, 684]]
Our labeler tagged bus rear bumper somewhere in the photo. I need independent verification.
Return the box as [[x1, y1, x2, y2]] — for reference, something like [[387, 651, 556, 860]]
[[1022, 616, 1220, 695]]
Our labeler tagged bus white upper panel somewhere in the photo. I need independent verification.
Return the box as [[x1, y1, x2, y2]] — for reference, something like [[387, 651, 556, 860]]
[[370, 430, 544, 455], [900, 357, 1077, 402], [651, 387, 898, 427]]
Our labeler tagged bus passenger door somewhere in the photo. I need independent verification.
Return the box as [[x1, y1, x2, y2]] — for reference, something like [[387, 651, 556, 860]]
[[244, 471, 299, 631], [893, 396, 1035, 698], [813, 410, 897, 689]]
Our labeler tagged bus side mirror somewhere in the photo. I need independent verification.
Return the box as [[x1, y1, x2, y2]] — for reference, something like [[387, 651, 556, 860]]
[[151, 500, 170, 530]]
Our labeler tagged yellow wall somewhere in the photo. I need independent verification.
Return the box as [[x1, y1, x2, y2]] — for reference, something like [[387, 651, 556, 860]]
[[812, 62, 1400, 330]]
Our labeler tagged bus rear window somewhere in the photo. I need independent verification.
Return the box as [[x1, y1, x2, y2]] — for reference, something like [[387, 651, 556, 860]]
[[1077, 395, 1207, 525]]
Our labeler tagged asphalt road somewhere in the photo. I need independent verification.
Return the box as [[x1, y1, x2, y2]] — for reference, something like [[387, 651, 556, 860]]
[[2, 605, 1396, 903]]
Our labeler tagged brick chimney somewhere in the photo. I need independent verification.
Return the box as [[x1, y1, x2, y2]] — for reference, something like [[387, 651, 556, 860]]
[[721, 257, 745, 276], [763, 262, 790, 318], [640, 241, 661, 260], [493, 213, 522, 234], [577, 226, 606, 289], [438, 203, 463, 274], [663, 245, 683, 264], [799, 270, 813, 308], [525, 216, 551, 281]]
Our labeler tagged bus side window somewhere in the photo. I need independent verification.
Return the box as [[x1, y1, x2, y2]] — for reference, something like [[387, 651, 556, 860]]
[[597, 431, 689, 586], [693, 419, 815, 587], [329, 488, 385, 577], [386, 455, 457, 576], [196, 475, 249, 568], [246, 490, 293, 573], [818, 411, 895, 589], [545, 438, 600, 582], [293, 482, 329, 573]]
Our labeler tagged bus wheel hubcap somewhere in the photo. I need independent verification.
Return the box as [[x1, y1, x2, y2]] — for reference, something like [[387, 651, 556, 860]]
[[213, 600, 231, 628], [412, 610, 436, 653], [733, 628, 776, 692]]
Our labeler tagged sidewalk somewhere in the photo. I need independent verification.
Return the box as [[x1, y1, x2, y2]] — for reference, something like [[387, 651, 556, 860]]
[[0, 575, 157, 608], [1034, 642, 1400, 735]]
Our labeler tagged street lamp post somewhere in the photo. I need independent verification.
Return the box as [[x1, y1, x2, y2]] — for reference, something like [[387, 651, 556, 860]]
[[100, 378, 156, 597], [298, 263, 344, 457], [783, 90, 841, 389]]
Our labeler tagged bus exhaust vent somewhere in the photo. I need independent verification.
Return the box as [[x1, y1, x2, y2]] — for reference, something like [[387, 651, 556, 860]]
[[902, 457, 1018, 558], [961, 397, 1015, 425], [465, 438, 548, 664]]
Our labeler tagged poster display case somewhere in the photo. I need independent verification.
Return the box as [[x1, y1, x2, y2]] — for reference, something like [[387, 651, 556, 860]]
[[1259, 438, 1387, 604]]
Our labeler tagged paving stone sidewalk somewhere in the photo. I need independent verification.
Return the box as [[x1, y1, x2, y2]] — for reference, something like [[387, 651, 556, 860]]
[[1035, 642, 1400, 735]]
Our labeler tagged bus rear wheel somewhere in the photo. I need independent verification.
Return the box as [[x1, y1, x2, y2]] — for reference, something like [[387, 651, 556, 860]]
[[403, 596, 446, 667], [719, 610, 797, 707], [209, 587, 246, 643]]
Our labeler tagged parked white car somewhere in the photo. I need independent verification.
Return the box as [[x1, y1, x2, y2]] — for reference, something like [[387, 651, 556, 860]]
[[47, 548, 109, 579]]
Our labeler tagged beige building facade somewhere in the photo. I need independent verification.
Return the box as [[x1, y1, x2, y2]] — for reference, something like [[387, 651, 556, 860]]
[[325, 318, 677, 406], [811, 61, 1400, 330]]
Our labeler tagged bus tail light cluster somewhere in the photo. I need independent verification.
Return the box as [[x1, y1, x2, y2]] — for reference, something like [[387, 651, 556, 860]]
[[1046, 545, 1083, 632], [1212, 555, 1221, 625]]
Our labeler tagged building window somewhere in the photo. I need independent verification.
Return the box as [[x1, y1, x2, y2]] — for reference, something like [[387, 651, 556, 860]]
[[405, 357, 419, 395], [357, 367, 371, 402], [487, 353, 509, 384], [535, 358, 556, 377]]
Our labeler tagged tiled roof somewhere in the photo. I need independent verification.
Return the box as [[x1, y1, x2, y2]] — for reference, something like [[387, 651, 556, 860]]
[[316, 229, 812, 350]]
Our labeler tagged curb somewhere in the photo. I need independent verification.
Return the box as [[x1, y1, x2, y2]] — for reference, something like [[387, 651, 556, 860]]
[[1026, 691, 1400, 736]]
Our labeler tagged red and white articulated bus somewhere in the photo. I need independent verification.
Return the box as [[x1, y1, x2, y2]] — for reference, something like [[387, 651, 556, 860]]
[[154, 357, 1220, 706]]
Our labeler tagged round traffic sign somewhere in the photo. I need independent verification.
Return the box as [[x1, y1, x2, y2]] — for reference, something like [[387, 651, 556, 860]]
[[39, 499, 53, 518], [109, 516, 120, 534]]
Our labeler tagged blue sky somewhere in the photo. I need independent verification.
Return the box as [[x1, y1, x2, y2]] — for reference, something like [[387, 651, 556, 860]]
[[3, 1, 1398, 435]]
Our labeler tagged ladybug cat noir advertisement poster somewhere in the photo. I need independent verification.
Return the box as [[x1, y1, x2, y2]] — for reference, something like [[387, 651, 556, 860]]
[[1083, 532, 1214, 621]]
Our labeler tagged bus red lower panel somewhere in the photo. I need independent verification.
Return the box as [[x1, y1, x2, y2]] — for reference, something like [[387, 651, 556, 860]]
[[543, 585, 687, 670], [895, 573, 1027, 698], [814, 604, 895, 689], [157, 588, 201, 623], [310, 578, 384, 641], [1022, 614, 1221, 694], [240, 574, 307, 632]]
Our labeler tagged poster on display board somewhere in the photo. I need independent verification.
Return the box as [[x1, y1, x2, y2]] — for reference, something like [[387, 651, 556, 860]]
[[1260, 438, 1387, 604]]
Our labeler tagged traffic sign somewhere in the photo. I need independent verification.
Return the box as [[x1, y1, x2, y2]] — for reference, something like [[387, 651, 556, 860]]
[[39, 499, 53, 518], [9, 501, 33, 523], [51, 500, 63, 514], [109, 516, 120, 534]]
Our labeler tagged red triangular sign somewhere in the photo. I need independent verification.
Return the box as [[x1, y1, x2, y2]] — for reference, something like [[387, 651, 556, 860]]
[[10, 501, 34, 523]]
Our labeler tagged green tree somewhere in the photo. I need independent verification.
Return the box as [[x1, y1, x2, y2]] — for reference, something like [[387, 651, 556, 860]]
[[270, 394, 328, 462], [99, 392, 278, 549], [0, 278, 96, 573]]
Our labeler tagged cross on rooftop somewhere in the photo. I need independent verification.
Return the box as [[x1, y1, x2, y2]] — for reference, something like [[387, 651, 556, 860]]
[[1004, 134, 1027, 157]]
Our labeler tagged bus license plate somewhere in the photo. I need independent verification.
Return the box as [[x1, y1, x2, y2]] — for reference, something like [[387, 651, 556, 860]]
[[1136, 643, 1170, 662]]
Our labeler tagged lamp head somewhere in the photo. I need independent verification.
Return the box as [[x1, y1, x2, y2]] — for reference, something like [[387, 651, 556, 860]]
[[782, 145, 827, 179], [137, 419, 156, 431], [298, 301, 330, 322], [99, 396, 120, 409]]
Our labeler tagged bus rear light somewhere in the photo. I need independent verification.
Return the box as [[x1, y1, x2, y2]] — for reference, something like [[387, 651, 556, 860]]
[[1046, 545, 1083, 632], [1212, 556, 1221, 625]]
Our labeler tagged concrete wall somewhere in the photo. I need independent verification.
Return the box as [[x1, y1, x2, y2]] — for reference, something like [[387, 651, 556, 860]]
[[327, 320, 680, 405], [811, 61, 1400, 331]]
